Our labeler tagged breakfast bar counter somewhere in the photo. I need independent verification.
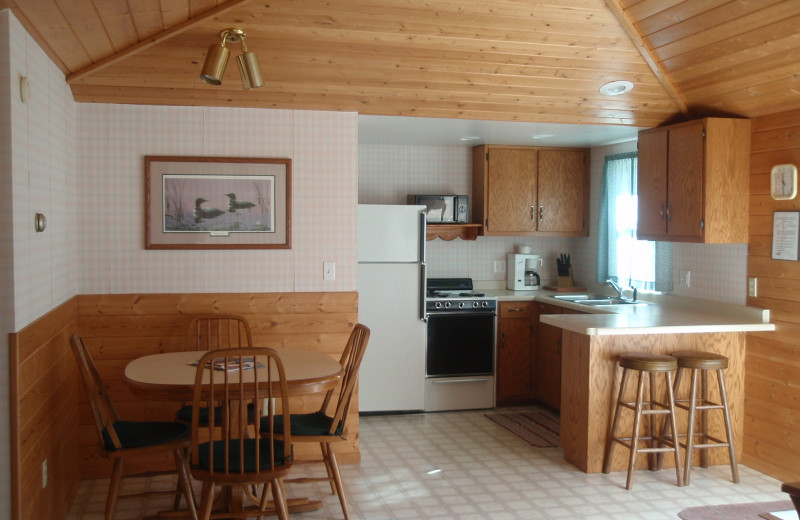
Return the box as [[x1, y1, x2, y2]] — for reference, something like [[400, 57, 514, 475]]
[[482, 286, 775, 474]]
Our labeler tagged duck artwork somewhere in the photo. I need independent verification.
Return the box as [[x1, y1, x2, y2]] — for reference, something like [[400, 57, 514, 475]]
[[192, 197, 225, 223], [224, 193, 256, 212]]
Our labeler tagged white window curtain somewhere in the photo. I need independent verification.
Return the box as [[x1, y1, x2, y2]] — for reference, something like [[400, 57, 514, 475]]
[[596, 152, 673, 292]]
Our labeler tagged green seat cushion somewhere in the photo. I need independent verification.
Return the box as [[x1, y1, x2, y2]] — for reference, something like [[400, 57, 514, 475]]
[[195, 438, 288, 473], [103, 420, 190, 451], [176, 404, 255, 424], [268, 411, 343, 437]]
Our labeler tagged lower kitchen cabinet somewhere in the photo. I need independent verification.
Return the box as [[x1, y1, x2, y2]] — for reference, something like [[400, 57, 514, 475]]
[[496, 301, 535, 405]]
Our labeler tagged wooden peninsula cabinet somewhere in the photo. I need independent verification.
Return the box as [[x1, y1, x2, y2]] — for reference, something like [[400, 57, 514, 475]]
[[637, 117, 751, 243], [533, 303, 562, 410], [472, 145, 589, 237], [496, 301, 535, 405]]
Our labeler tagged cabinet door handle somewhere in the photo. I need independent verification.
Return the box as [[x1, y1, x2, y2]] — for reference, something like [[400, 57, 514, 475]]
[[666, 201, 672, 222], [530, 205, 536, 221], [508, 308, 524, 313], [539, 205, 544, 222], [660, 203, 666, 221], [500, 332, 506, 349]]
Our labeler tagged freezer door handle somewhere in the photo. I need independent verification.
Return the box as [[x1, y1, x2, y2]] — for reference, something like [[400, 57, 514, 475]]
[[418, 210, 427, 263]]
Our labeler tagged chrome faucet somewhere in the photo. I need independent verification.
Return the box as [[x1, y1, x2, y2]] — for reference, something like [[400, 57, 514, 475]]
[[606, 279, 624, 298]]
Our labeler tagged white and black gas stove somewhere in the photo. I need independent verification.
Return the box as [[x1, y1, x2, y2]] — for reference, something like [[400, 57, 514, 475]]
[[424, 278, 497, 412], [426, 277, 497, 314]]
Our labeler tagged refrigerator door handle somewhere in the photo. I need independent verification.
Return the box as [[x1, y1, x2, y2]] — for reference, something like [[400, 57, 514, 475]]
[[420, 262, 428, 322], [418, 209, 427, 322]]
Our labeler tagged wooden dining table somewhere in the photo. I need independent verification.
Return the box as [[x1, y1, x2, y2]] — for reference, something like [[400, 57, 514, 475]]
[[124, 348, 344, 519]]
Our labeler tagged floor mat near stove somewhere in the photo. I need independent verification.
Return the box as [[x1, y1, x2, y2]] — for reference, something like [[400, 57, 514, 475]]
[[484, 408, 560, 448]]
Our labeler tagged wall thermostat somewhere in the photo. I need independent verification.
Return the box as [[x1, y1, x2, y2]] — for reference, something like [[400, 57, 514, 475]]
[[771, 164, 798, 200]]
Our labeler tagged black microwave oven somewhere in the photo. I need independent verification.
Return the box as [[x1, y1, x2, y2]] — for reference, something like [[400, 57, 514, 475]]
[[407, 195, 469, 223]]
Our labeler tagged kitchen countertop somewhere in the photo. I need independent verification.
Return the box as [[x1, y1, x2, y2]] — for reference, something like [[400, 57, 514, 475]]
[[475, 283, 775, 336]]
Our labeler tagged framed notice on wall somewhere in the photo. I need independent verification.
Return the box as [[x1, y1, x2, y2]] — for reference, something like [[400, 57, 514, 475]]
[[771, 211, 800, 261]]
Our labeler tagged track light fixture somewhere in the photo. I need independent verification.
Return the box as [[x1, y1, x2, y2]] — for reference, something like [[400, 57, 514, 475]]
[[200, 28, 263, 90]]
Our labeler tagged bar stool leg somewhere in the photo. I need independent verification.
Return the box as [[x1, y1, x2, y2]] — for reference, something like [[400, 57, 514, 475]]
[[626, 370, 646, 490], [656, 366, 685, 471], [603, 368, 630, 474], [648, 371, 657, 470], [700, 368, 710, 469], [717, 368, 740, 483], [684, 367, 699, 485], [665, 371, 684, 487]]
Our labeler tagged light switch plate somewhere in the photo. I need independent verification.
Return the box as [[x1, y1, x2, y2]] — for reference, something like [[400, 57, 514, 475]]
[[323, 261, 335, 281], [679, 270, 691, 288], [748, 277, 757, 297]]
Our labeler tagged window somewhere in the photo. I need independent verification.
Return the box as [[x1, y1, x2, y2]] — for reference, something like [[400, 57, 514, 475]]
[[596, 152, 672, 292]]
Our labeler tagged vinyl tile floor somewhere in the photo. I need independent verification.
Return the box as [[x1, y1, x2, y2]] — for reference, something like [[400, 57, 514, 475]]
[[66, 408, 789, 519]]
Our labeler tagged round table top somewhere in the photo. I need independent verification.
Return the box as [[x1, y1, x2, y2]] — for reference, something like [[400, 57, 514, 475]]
[[124, 349, 343, 401]]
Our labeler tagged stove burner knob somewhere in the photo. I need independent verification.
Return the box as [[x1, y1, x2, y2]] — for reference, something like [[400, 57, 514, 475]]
[[473, 301, 479, 308], [434, 302, 442, 309], [481, 301, 488, 307], [458, 302, 465, 308], [444, 302, 451, 309]]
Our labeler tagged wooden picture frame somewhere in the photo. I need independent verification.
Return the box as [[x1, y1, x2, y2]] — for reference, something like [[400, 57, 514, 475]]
[[145, 156, 291, 250]]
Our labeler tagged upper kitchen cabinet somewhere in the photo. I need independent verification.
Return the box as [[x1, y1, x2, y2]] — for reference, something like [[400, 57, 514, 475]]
[[637, 118, 751, 243], [472, 146, 589, 237]]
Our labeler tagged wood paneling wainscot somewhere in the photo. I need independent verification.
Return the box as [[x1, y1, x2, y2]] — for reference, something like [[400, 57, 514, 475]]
[[10, 298, 80, 520], [746, 108, 800, 482], [10, 291, 359, 520]]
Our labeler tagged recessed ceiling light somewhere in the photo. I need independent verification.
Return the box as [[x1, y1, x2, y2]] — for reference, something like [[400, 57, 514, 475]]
[[459, 136, 481, 141], [600, 81, 634, 96], [531, 134, 554, 140]]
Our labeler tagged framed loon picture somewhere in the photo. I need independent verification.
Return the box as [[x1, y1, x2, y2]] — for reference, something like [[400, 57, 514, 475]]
[[145, 156, 291, 249]]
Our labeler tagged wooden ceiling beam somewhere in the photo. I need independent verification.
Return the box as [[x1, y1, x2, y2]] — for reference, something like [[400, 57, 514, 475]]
[[66, 0, 249, 84], [603, 0, 689, 116]]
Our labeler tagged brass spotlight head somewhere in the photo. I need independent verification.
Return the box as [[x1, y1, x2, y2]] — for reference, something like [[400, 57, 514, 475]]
[[200, 28, 263, 89], [237, 52, 263, 89], [200, 42, 230, 85]]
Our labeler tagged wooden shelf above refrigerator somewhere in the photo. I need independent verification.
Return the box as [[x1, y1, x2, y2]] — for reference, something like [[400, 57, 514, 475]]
[[426, 223, 482, 241]]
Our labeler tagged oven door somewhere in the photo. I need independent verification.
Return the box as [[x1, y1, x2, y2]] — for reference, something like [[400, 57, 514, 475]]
[[426, 311, 495, 377]]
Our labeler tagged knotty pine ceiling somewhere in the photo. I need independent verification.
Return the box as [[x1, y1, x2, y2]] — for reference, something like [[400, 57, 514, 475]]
[[4, 0, 800, 128]]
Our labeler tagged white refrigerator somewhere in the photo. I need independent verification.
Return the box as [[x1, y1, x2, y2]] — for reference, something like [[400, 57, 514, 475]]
[[357, 204, 427, 412]]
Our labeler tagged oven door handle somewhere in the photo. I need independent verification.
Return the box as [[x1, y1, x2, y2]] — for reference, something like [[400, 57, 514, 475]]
[[431, 378, 490, 384]]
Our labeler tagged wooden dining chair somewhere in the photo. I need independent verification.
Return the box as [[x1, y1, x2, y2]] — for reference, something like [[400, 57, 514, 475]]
[[69, 334, 198, 520], [189, 347, 294, 520], [267, 323, 370, 520], [176, 314, 254, 424], [185, 314, 254, 351]]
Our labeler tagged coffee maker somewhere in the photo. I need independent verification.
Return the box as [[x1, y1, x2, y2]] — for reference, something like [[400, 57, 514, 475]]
[[507, 253, 542, 291]]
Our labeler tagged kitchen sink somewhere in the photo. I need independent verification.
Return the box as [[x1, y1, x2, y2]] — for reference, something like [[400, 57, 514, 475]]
[[552, 294, 646, 306]]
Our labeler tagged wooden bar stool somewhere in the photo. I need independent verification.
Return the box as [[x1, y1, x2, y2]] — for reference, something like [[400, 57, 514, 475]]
[[603, 352, 684, 490], [669, 350, 739, 485]]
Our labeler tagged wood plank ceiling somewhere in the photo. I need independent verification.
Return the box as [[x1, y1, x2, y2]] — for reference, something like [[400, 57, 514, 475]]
[[4, 0, 800, 128]]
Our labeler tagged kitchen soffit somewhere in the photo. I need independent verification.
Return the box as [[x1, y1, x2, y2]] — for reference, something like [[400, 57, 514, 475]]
[[358, 115, 642, 148]]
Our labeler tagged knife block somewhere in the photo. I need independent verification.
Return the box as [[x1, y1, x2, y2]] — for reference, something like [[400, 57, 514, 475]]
[[558, 268, 574, 288]]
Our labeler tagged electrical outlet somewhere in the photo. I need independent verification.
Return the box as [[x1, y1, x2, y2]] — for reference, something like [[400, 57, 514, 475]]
[[323, 261, 335, 281], [42, 459, 47, 489], [494, 260, 506, 273], [679, 270, 691, 288], [748, 277, 758, 297]]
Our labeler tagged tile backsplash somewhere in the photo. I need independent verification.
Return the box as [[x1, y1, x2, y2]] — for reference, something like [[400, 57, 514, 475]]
[[359, 141, 748, 305]]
